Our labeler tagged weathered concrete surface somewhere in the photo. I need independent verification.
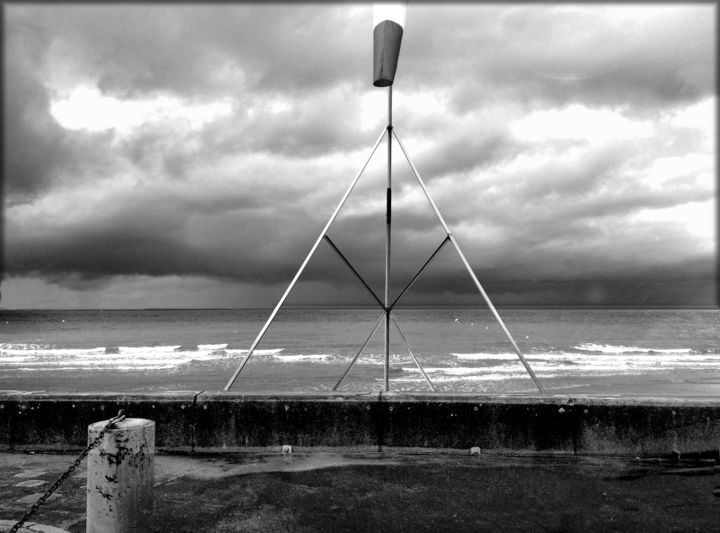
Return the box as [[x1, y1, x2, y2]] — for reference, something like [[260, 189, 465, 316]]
[[0, 519, 70, 533], [0, 392, 196, 453], [86, 418, 154, 533], [2, 392, 720, 457], [2, 451, 720, 532]]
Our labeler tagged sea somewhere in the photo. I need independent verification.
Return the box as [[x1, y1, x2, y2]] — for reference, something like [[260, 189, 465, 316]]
[[1, 307, 718, 396]]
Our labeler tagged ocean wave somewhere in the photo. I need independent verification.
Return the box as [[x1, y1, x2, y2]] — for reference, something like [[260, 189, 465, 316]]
[[0, 343, 56, 352], [451, 350, 718, 363], [409, 356, 720, 377], [273, 354, 333, 362], [2, 340, 718, 374], [268, 353, 417, 365], [198, 343, 228, 351], [0, 355, 33, 363], [574, 343, 693, 355], [391, 373, 553, 383], [0, 343, 284, 371], [451, 352, 519, 360], [0, 345, 106, 357], [419, 367, 525, 376], [225, 348, 284, 357], [357, 354, 421, 365], [117, 345, 183, 354]]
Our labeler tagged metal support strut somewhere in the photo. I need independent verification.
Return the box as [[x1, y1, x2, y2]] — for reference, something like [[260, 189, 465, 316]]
[[392, 128, 546, 395], [224, 95, 545, 395], [223, 127, 387, 391], [333, 313, 386, 391], [384, 85, 392, 392], [391, 313, 435, 391]]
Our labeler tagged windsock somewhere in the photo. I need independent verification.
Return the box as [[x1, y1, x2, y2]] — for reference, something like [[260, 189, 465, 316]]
[[373, 2, 407, 87]]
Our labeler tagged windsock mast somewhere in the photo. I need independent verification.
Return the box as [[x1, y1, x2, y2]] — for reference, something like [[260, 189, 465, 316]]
[[224, 3, 545, 395]]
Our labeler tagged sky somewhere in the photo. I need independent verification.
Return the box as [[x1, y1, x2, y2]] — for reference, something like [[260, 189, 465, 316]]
[[2, 2, 717, 309]]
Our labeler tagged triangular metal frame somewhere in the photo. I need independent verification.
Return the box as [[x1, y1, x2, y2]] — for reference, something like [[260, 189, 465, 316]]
[[224, 93, 545, 394]]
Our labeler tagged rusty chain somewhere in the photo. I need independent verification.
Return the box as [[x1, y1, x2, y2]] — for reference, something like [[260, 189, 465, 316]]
[[10, 410, 126, 533]]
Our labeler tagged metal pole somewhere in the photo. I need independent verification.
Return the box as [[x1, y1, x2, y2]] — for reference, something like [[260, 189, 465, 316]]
[[224, 127, 388, 391], [392, 129, 546, 395], [384, 85, 393, 392], [333, 313, 386, 391]]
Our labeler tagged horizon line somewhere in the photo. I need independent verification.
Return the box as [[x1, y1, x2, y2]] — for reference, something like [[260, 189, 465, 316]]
[[1, 304, 718, 312]]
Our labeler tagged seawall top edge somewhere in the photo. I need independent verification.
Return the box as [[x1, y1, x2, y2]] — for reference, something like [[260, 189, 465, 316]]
[[2, 390, 720, 407]]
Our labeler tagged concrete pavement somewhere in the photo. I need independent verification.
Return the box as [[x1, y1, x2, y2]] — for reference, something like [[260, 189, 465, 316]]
[[2, 450, 720, 532]]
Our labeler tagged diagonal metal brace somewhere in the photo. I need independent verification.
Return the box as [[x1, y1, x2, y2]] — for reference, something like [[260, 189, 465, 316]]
[[390, 236, 450, 310], [224, 127, 388, 391], [392, 128, 546, 395], [390, 313, 435, 391], [332, 312, 386, 391], [324, 235, 385, 310]]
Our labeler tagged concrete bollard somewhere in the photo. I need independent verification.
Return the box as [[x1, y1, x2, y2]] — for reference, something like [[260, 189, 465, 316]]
[[86, 418, 155, 533]]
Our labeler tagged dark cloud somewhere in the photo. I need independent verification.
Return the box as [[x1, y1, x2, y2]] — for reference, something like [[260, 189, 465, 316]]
[[2, 4, 715, 308], [5, 210, 304, 284], [3, 19, 74, 199], [2, 4, 372, 202], [401, 5, 714, 112], [393, 253, 716, 307], [19, 4, 369, 98], [405, 129, 522, 181], [208, 87, 373, 158], [3, 11, 120, 202]]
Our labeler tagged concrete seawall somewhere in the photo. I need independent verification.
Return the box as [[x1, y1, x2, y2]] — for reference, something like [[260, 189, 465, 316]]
[[1, 392, 719, 457]]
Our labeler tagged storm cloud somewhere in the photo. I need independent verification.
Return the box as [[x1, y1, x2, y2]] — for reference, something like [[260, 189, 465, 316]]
[[2, 3, 716, 309]]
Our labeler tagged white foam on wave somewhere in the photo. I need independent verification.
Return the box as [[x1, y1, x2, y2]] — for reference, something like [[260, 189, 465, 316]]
[[407, 353, 720, 380], [575, 343, 693, 354], [0, 343, 274, 371], [118, 345, 182, 354], [358, 354, 419, 365], [198, 343, 228, 351], [0, 344, 106, 357], [273, 354, 332, 362], [451, 351, 601, 362], [0, 356, 32, 363], [419, 366, 525, 376], [265, 352, 413, 365], [451, 352, 518, 361], [225, 348, 284, 356], [2, 339, 717, 375], [451, 350, 717, 365], [392, 372, 540, 383], [1, 343, 54, 352]]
